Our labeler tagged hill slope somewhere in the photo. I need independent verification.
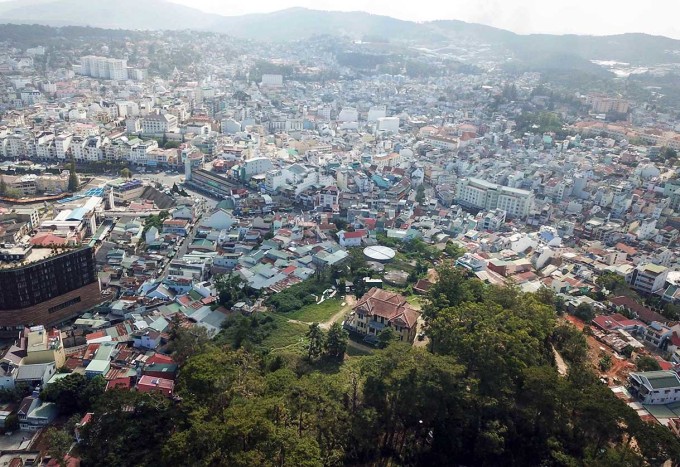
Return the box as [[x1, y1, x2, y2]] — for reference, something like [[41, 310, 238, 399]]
[[0, 1, 679, 66], [0, 0, 221, 30]]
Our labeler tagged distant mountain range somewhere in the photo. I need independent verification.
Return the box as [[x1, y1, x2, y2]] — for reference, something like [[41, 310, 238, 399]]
[[1, 0, 679, 67]]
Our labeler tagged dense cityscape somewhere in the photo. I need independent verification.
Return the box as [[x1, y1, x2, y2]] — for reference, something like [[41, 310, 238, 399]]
[[0, 2, 679, 465]]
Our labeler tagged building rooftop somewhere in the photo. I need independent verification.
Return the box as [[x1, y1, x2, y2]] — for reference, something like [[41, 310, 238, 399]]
[[631, 371, 680, 390]]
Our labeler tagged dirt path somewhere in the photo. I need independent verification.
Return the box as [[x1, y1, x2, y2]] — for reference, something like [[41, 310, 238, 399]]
[[552, 345, 568, 376], [427, 268, 439, 282], [285, 296, 357, 330], [320, 295, 356, 330]]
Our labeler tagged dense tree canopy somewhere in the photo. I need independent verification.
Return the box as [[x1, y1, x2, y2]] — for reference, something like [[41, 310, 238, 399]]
[[74, 262, 680, 466], [41, 373, 105, 415]]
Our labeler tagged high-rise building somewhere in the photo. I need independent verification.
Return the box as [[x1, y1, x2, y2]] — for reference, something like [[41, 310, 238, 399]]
[[77, 56, 128, 80], [455, 178, 534, 219], [0, 247, 101, 332]]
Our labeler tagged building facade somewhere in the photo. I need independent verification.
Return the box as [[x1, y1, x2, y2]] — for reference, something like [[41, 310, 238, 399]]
[[0, 247, 101, 331], [455, 177, 534, 219]]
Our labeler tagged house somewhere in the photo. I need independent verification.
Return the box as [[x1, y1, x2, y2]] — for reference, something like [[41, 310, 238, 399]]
[[75, 413, 93, 442], [609, 296, 667, 325], [591, 313, 644, 333], [351, 288, 421, 343], [15, 363, 56, 387], [137, 375, 174, 397], [142, 362, 178, 380], [172, 205, 196, 222], [18, 391, 58, 431], [201, 209, 235, 230], [628, 263, 669, 294], [629, 371, 680, 405], [641, 321, 672, 349], [413, 279, 434, 295], [23, 326, 66, 368], [145, 226, 159, 244], [132, 330, 162, 350], [162, 219, 190, 236], [84, 342, 115, 379], [337, 229, 367, 247]]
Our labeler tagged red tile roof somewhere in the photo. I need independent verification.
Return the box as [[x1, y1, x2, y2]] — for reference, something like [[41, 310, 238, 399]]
[[343, 229, 367, 239], [615, 243, 637, 255], [147, 353, 174, 365], [64, 357, 83, 371], [138, 375, 174, 394], [610, 296, 666, 324], [282, 265, 297, 275], [360, 218, 377, 230], [30, 232, 68, 246], [655, 357, 673, 371], [354, 287, 420, 329]]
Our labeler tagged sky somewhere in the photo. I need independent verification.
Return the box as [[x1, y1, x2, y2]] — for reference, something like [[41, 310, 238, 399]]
[[167, 0, 680, 39]]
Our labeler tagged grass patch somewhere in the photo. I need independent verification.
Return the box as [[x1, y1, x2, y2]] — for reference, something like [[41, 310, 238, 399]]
[[406, 295, 425, 310], [346, 343, 373, 357], [385, 253, 417, 274], [215, 312, 308, 352], [284, 298, 343, 323], [261, 312, 308, 350]]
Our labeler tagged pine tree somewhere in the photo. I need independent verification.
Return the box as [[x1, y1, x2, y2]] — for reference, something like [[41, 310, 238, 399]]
[[324, 322, 348, 360], [0, 176, 6, 196], [68, 157, 79, 192], [306, 323, 325, 361]]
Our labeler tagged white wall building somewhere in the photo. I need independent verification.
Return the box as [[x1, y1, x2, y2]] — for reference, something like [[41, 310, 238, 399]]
[[376, 117, 400, 134], [629, 371, 680, 405], [367, 105, 387, 122], [455, 178, 534, 219], [78, 56, 128, 80]]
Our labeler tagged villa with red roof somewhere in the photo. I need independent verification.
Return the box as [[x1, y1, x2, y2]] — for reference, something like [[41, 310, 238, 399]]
[[351, 288, 421, 343]]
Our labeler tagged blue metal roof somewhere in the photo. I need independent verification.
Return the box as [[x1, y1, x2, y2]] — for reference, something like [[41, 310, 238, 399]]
[[66, 207, 87, 221]]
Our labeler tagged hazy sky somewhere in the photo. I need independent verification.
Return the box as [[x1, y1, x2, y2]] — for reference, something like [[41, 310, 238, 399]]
[[167, 0, 680, 39]]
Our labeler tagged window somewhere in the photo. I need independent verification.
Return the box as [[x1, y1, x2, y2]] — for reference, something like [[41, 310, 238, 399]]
[[48, 296, 81, 314]]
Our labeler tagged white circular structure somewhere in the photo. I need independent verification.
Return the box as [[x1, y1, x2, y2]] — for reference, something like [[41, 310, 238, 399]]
[[363, 245, 396, 263]]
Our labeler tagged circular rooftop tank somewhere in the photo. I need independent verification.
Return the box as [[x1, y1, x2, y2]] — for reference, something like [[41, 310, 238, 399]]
[[363, 245, 396, 263]]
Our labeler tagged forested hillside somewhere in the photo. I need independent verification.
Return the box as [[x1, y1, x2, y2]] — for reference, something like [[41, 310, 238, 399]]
[[70, 265, 680, 466]]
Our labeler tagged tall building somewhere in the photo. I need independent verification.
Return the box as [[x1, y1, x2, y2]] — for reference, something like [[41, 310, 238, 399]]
[[77, 56, 128, 80], [455, 178, 534, 219], [140, 114, 178, 135], [0, 247, 101, 332], [260, 74, 283, 87]]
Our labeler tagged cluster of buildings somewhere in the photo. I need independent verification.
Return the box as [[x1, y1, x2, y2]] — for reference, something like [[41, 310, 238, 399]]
[[75, 55, 147, 81], [3, 23, 680, 448]]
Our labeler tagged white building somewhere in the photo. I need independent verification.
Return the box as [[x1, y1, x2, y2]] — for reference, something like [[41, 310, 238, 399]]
[[629, 371, 680, 405], [141, 114, 178, 135], [260, 74, 283, 87], [78, 55, 128, 80], [424, 135, 459, 151], [242, 157, 274, 179], [129, 140, 159, 165], [455, 178, 534, 219], [54, 134, 72, 160], [338, 107, 358, 123], [376, 117, 399, 134], [628, 263, 669, 294], [367, 105, 387, 122]]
